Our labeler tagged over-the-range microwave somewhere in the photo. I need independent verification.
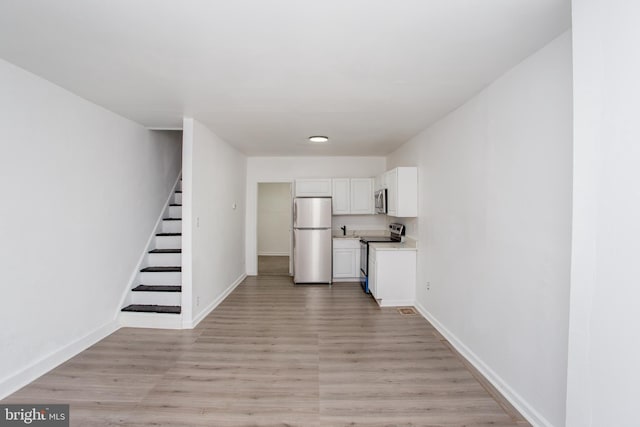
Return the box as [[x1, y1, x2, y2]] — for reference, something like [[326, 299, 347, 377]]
[[374, 188, 387, 214]]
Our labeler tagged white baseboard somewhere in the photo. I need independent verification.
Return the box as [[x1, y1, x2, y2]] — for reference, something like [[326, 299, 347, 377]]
[[0, 320, 119, 400], [183, 273, 247, 329], [257, 252, 289, 256], [413, 301, 552, 427], [378, 298, 415, 307]]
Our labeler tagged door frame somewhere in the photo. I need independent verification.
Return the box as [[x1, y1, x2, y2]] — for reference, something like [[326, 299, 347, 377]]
[[256, 180, 294, 275]]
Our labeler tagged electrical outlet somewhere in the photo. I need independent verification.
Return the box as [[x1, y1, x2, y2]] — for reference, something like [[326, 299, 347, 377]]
[[196, 217, 200, 228], [196, 296, 200, 306], [426, 281, 431, 291]]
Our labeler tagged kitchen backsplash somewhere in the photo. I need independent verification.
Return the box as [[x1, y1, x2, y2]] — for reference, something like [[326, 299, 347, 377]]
[[332, 215, 418, 239], [332, 214, 388, 233]]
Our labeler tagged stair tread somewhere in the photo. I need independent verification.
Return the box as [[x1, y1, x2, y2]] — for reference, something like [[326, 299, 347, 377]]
[[141, 266, 181, 272], [121, 304, 181, 314], [163, 218, 182, 221], [149, 249, 181, 254], [156, 232, 181, 236], [133, 285, 182, 292]]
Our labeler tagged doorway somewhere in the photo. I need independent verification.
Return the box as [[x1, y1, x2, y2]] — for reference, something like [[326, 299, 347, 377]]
[[257, 182, 292, 276]]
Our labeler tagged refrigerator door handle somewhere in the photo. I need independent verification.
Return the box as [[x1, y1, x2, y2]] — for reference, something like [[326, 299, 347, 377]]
[[293, 200, 297, 226]]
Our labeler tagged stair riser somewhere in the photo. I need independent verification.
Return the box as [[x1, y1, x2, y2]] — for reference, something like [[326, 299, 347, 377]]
[[131, 291, 182, 306], [147, 252, 181, 266], [140, 271, 181, 284], [154, 235, 181, 249], [169, 206, 182, 218], [176, 180, 182, 191], [119, 312, 182, 329], [162, 221, 182, 234], [174, 193, 182, 204]]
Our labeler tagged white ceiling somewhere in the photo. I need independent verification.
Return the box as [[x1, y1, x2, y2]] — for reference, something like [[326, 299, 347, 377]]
[[0, 0, 571, 156]]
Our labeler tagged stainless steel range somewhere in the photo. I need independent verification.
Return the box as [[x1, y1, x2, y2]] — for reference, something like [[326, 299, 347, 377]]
[[360, 223, 405, 293]]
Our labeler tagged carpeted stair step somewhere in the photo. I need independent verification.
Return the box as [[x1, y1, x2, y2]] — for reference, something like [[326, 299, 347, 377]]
[[133, 285, 181, 292], [140, 266, 181, 272], [121, 304, 181, 314]]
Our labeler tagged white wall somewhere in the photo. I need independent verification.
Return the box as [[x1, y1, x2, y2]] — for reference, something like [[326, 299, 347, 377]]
[[0, 59, 182, 398], [245, 156, 386, 274], [258, 183, 291, 256], [566, 2, 640, 425], [387, 32, 573, 426], [182, 118, 246, 327]]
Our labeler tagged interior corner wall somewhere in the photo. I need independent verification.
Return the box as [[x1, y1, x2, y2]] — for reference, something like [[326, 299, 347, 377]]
[[0, 58, 182, 398], [566, 1, 640, 425], [183, 118, 246, 326], [386, 32, 573, 426]]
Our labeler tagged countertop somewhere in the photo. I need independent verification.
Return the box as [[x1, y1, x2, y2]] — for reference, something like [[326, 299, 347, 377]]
[[369, 238, 418, 251], [332, 229, 390, 239]]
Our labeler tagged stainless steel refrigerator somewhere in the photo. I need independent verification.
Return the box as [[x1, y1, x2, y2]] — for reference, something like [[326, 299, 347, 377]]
[[293, 197, 332, 284]]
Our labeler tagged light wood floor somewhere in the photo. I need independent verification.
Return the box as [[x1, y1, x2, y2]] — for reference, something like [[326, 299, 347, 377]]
[[3, 276, 529, 426], [258, 255, 290, 276]]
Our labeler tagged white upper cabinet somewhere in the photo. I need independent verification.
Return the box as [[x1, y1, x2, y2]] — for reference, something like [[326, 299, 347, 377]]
[[350, 178, 374, 214], [386, 167, 417, 217], [385, 169, 398, 214], [332, 178, 374, 215], [374, 172, 386, 191], [331, 178, 351, 214], [294, 179, 332, 197]]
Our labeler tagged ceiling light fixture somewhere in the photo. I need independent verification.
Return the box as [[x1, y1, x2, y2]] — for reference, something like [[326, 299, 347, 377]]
[[308, 136, 329, 143]]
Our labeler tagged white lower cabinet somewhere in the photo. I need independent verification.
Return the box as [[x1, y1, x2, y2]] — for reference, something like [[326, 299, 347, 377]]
[[332, 178, 351, 214], [368, 249, 377, 297], [333, 249, 357, 277], [332, 238, 361, 281], [369, 246, 416, 306]]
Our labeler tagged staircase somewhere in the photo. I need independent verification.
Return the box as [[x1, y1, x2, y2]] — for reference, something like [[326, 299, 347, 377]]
[[120, 180, 183, 328]]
